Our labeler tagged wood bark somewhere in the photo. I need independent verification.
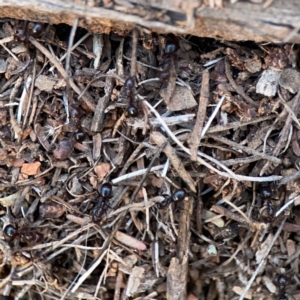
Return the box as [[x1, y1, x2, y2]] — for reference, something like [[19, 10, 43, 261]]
[[0, 0, 299, 43]]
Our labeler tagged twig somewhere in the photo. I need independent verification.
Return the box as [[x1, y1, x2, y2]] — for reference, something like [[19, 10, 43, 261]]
[[225, 57, 257, 107], [49, 33, 90, 72], [113, 268, 123, 300], [201, 95, 225, 138], [23, 60, 36, 129], [238, 217, 286, 300], [260, 90, 300, 175], [128, 113, 196, 129], [144, 100, 282, 182], [220, 155, 261, 166], [91, 69, 114, 132], [207, 114, 276, 133], [111, 165, 164, 184], [279, 170, 300, 186], [71, 143, 165, 293], [151, 131, 196, 192], [208, 134, 281, 164], [28, 36, 96, 111], [65, 17, 78, 102], [189, 70, 210, 160], [275, 195, 299, 217], [130, 29, 138, 77], [9, 77, 23, 139]]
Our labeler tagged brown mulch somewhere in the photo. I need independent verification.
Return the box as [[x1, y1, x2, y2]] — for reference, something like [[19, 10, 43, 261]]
[[0, 18, 300, 300]]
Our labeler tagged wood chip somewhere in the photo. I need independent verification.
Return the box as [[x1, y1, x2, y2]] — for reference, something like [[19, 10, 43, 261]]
[[256, 68, 280, 97], [115, 231, 147, 251], [232, 286, 253, 299], [94, 162, 111, 180], [21, 161, 41, 176], [35, 75, 56, 92], [160, 86, 197, 112]]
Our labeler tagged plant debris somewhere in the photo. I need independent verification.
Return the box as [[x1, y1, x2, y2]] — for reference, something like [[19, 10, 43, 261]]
[[0, 18, 300, 300]]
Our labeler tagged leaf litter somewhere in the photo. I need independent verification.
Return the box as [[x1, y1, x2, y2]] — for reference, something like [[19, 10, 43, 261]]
[[0, 18, 299, 300]]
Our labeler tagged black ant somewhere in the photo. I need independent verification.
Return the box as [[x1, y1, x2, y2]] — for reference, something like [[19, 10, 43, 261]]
[[157, 189, 186, 209], [3, 224, 44, 246], [123, 76, 138, 118], [158, 34, 178, 82], [14, 21, 44, 43], [91, 182, 113, 223], [276, 274, 291, 300], [255, 185, 283, 223]]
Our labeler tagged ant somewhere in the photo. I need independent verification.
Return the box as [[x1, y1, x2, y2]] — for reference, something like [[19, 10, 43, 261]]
[[14, 21, 44, 43], [3, 224, 44, 246], [123, 76, 138, 118], [276, 274, 292, 300], [255, 185, 284, 223], [157, 189, 186, 209], [158, 34, 178, 82], [91, 182, 113, 223]]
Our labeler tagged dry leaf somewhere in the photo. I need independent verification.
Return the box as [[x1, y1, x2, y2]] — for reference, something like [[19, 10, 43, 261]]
[[21, 161, 41, 176], [94, 163, 111, 180], [232, 286, 253, 299]]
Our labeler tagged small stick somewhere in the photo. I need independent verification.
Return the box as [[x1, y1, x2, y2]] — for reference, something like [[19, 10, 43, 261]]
[[49, 33, 90, 72], [113, 268, 123, 300], [211, 205, 250, 226], [28, 36, 96, 111], [208, 134, 281, 164], [225, 58, 257, 107], [279, 170, 300, 186], [220, 155, 261, 166], [238, 217, 287, 300], [130, 29, 138, 77], [91, 70, 114, 132], [9, 77, 23, 139], [261, 90, 300, 175], [145, 100, 282, 182], [65, 18, 78, 103], [72, 143, 166, 293], [206, 114, 276, 134], [189, 70, 210, 160], [23, 60, 36, 129], [151, 131, 196, 192]]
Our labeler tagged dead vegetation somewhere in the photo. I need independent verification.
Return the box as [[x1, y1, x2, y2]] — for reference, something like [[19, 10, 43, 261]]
[[0, 17, 300, 300]]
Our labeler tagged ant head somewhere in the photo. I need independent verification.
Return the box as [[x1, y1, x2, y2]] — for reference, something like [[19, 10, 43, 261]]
[[99, 182, 113, 198], [31, 23, 44, 37], [165, 43, 177, 54], [124, 77, 135, 89], [165, 34, 177, 53], [4, 224, 17, 241], [260, 186, 272, 198], [172, 189, 186, 202], [278, 274, 287, 290], [126, 106, 138, 118]]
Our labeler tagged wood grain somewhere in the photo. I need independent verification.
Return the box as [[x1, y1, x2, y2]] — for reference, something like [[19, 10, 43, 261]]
[[0, 0, 299, 42]]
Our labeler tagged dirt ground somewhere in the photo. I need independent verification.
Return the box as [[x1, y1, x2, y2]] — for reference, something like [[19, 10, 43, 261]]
[[0, 18, 300, 300]]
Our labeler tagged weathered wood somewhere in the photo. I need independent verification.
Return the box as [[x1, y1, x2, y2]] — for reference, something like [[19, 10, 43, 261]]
[[0, 0, 299, 42]]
